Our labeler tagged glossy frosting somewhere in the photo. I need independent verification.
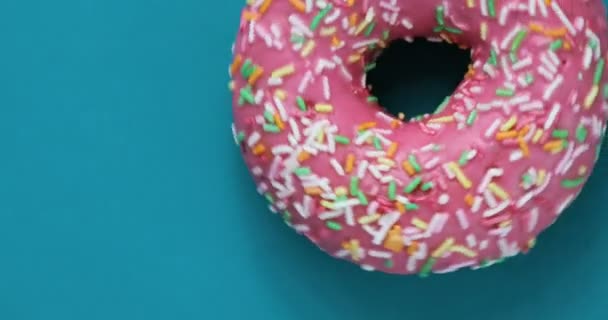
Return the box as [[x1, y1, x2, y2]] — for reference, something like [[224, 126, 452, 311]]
[[229, 0, 608, 276]]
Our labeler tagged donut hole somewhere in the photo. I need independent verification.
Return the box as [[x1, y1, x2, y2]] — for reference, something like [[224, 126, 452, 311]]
[[366, 38, 471, 121]]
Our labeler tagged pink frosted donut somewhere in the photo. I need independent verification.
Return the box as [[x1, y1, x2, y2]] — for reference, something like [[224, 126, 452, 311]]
[[229, 0, 608, 276]]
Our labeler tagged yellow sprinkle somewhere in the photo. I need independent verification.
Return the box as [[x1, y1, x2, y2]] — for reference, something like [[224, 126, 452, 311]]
[[488, 182, 510, 200], [271, 64, 295, 79], [537, 169, 547, 186], [528, 238, 537, 249], [579, 165, 588, 175], [532, 129, 544, 143], [584, 85, 599, 109], [320, 27, 337, 36], [447, 162, 473, 189], [314, 103, 333, 113], [347, 54, 362, 63], [543, 140, 564, 152], [432, 238, 455, 258], [274, 89, 287, 100], [354, 19, 371, 35], [428, 116, 454, 123], [480, 22, 488, 41], [500, 116, 517, 132], [358, 214, 380, 224], [320, 200, 335, 210], [335, 186, 347, 196], [378, 157, 395, 167], [466, 0, 475, 7], [450, 245, 477, 258], [343, 239, 361, 261], [301, 40, 316, 57], [412, 218, 428, 230], [499, 220, 512, 228]]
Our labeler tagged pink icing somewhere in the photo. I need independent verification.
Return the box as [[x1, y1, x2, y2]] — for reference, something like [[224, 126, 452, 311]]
[[229, 0, 608, 275]]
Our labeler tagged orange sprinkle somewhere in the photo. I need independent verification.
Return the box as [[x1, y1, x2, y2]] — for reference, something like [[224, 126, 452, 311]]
[[518, 125, 530, 137], [252, 143, 266, 156], [545, 0, 552, 5], [387, 142, 398, 158], [396, 201, 406, 213], [519, 138, 530, 157], [242, 10, 259, 21], [230, 54, 243, 75], [357, 121, 377, 131], [384, 227, 404, 253], [495, 130, 518, 140], [258, 0, 273, 14], [248, 67, 264, 85], [564, 41, 572, 50], [273, 113, 285, 130], [349, 13, 358, 27], [390, 119, 401, 129], [543, 140, 564, 152], [407, 241, 420, 256], [304, 187, 322, 195], [347, 0, 355, 6], [297, 151, 311, 162], [402, 161, 415, 176], [464, 194, 474, 207], [331, 36, 341, 47], [344, 153, 355, 173], [288, 0, 306, 12]]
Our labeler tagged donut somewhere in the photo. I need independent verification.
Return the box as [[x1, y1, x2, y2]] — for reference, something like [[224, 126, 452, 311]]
[[229, 0, 608, 276]]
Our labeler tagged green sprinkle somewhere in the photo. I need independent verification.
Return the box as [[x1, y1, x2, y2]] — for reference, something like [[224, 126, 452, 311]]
[[326, 220, 342, 231], [550, 39, 563, 51], [511, 29, 528, 53], [488, 49, 498, 66], [522, 173, 534, 185], [408, 154, 421, 172], [405, 203, 419, 210], [382, 30, 390, 40], [436, 5, 445, 26], [433, 26, 444, 33], [290, 34, 305, 44], [373, 136, 382, 150], [604, 84, 608, 99], [240, 59, 254, 79], [335, 135, 350, 145], [388, 181, 397, 200], [367, 96, 378, 103], [365, 62, 377, 72], [525, 73, 534, 84], [239, 86, 255, 104], [364, 22, 376, 37], [590, 38, 599, 49], [384, 259, 394, 269], [350, 176, 359, 196], [552, 129, 569, 139], [282, 211, 292, 222], [421, 181, 434, 192], [404, 176, 422, 194], [458, 150, 470, 166], [264, 193, 274, 204], [562, 140, 570, 148], [445, 27, 463, 34], [466, 109, 478, 126], [296, 96, 307, 111], [357, 192, 369, 205], [488, 0, 496, 17], [561, 177, 586, 189], [576, 125, 588, 143], [593, 58, 605, 85], [236, 131, 245, 144], [310, 4, 333, 31], [335, 195, 348, 202], [496, 88, 515, 97], [263, 123, 280, 133], [419, 257, 437, 278], [435, 96, 450, 114], [294, 167, 311, 176], [263, 110, 275, 123]]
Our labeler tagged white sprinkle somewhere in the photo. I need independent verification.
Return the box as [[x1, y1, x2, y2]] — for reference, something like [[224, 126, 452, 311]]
[[328, 158, 345, 176], [466, 234, 477, 248], [480, 0, 488, 16], [471, 196, 483, 213], [512, 56, 533, 71], [547, 50, 560, 67], [424, 157, 440, 169], [551, 1, 576, 35], [288, 14, 313, 37], [322, 76, 331, 100], [273, 97, 288, 121], [438, 194, 450, 205], [483, 200, 510, 218], [544, 103, 560, 129], [319, 210, 343, 220], [538, 66, 555, 81], [324, 7, 341, 23], [352, 39, 380, 49], [365, 150, 386, 158], [252, 166, 263, 176], [536, 0, 548, 17], [583, 46, 593, 70], [247, 131, 261, 147], [498, 4, 513, 26], [563, 144, 590, 173], [528, 0, 536, 16], [255, 25, 273, 47], [478, 168, 504, 195], [501, 25, 522, 50], [556, 194, 575, 215], [501, 56, 513, 81], [555, 141, 575, 175], [442, 163, 456, 179], [543, 75, 563, 101], [356, 160, 369, 179], [368, 250, 392, 259], [355, 130, 374, 145], [483, 189, 498, 208], [401, 17, 413, 29], [527, 207, 539, 232], [541, 54, 558, 73], [510, 150, 523, 162], [267, 77, 283, 86], [436, 261, 477, 274], [483, 64, 497, 78], [519, 100, 543, 112], [293, 224, 310, 233], [456, 209, 470, 230], [297, 70, 313, 94], [315, 59, 336, 74], [428, 213, 449, 234], [367, 201, 379, 215], [333, 198, 361, 210]]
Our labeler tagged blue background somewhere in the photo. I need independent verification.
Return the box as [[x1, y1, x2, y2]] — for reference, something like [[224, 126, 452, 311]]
[[0, 0, 607, 319]]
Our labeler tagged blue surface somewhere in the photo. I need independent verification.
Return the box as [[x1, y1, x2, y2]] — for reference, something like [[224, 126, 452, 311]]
[[0, 1, 607, 319]]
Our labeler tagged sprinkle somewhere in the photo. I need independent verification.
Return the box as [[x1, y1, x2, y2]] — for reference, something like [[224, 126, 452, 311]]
[[358, 214, 380, 224], [418, 257, 437, 277], [404, 176, 423, 193], [544, 103, 560, 129], [576, 125, 588, 142], [408, 154, 422, 173], [594, 59, 605, 85], [402, 161, 415, 176], [350, 176, 359, 196], [447, 162, 472, 189], [252, 143, 266, 156], [483, 200, 510, 218], [326, 220, 342, 230], [310, 4, 333, 31], [412, 218, 428, 230], [550, 1, 576, 35], [240, 59, 254, 79], [387, 142, 398, 158], [488, 182, 510, 200], [314, 103, 333, 113], [421, 182, 434, 192], [271, 64, 295, 79], [552, 129, 569, 139], [288, 0, 306, 12], [435, 5, 445, 26], [487, 0, 496, 17], [451, 245, 477, 258], [500, 116, 518, 131], [432, 238, 455, 258], [549, 39, 563, 51], [456, 210, 470, 229], [466, 110, 478, 126], [301, 40, 316, 57], [561, 177, 585, 189], [511, 29, 528, 53], [263, 123, 280, 133], [388, 181, 397, 200], [584, 85, 599, 109], [543, 75, 564, 101]]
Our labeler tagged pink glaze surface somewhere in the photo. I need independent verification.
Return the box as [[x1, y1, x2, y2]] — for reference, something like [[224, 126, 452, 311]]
[[229, 0, 608, 275]]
